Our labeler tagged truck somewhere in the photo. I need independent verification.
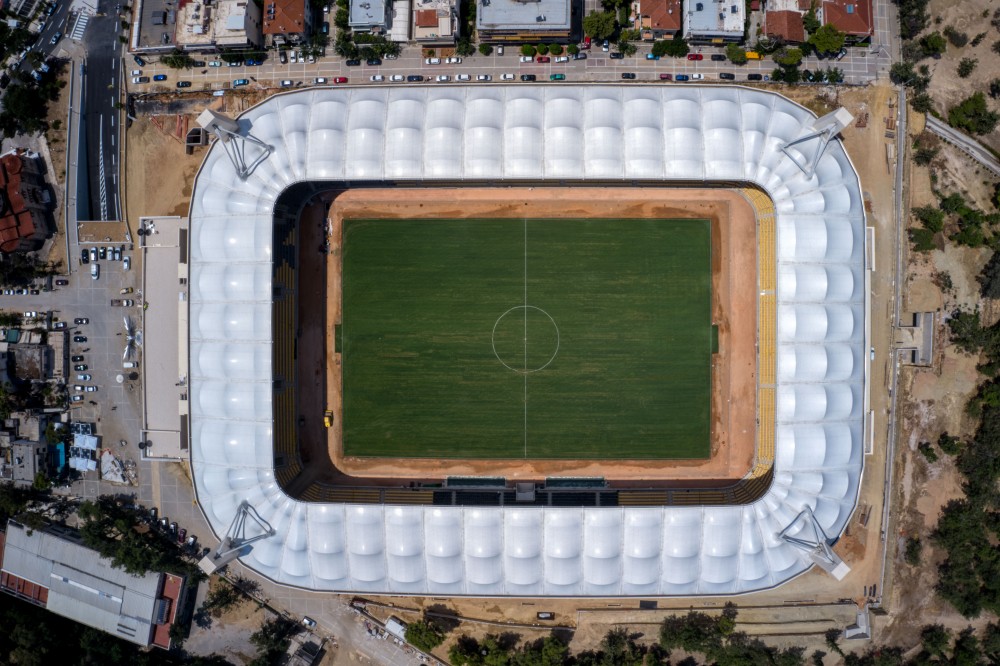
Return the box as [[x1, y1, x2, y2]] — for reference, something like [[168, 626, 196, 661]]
[[324, 411, 334, 427], [745, 51, 762, 60]]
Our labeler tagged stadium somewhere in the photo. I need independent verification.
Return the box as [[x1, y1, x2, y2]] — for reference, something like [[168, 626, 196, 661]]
[[188, 85, 868, 596]]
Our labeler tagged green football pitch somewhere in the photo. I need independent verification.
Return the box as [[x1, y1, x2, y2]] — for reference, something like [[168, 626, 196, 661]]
[[340, 218, 712, 460]]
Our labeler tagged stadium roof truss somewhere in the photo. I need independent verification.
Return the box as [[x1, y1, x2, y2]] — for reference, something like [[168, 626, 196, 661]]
[[188, 85, 868, 596]]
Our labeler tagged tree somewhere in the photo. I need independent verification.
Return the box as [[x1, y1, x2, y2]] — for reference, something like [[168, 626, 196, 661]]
[[617, 39, 637, 57], [958, 57, 978, 78], [774, 47, 803, 66], [536, 43, 549, 55], [520, 44, 537, 57], [909, 227, 936, 252], [249, 618, 292, 666], [200, 580, 243, 618], [918, 441, 939, 462], [938, 432, 963, 455], [949, 92, 1000, 135], [404, 620, 446, 652], [920, 31, 947, 56], [808, 23, 845, 55], [582, 10, 617, 41], [921, 624, 951, 656], [944, 26, 968, 47], [548, 43, 563, 55], [990, 79, 1000, 100], [803, 8, 820, 34], [824, 67, 844, 83], [653, 35, 689, 58], [161, 48, 194, 68], [567, 44, 579, 55], [911, 93, 933, 114], [726, 43, 747, 64], [478, 43, 492, 55]]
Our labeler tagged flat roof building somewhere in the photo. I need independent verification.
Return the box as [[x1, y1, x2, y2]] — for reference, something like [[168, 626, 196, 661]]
[[476, 0, 571, 42], [413, 0, 456, 43], [0, 521, 183, 648], [151, 0, 263, 53], [683, 0, 745, 42], [349, 0, 390, 33]]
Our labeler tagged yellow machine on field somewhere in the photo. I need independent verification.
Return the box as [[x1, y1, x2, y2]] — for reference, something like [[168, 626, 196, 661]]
[[324, 411, 333, 427]]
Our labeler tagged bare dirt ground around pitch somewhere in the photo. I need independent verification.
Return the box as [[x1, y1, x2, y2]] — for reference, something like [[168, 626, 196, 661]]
[[297, 187, 758, 485]]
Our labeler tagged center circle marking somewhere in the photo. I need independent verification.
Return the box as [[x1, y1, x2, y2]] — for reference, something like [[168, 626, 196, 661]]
[[491, 305, 560, 374]]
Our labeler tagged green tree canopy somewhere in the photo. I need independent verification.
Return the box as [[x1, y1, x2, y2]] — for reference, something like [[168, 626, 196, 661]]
[[161, 49, 195, 68], [582, 10, 617, 41], [774, 47, 803, 66], [807, 23, 845, 54], [948, 92, 1000, 135], [920, 31, 947, 56], [478, 43, 492, 55], [520, 44, 537, 57], [404, 620, 446, 653], [652, 35, 689, 58], [726, 43, 747, 64]]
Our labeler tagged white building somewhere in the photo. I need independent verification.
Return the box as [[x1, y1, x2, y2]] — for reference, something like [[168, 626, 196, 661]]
[[683, 0, 745, 43], [187, 85, 866, 597]]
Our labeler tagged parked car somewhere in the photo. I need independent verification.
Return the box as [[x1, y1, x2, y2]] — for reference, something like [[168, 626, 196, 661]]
[[836, 48, 847, 60], [84, 386, 97, 392], [233, 79, 249, 86], [719, 72, 735, 79], [314, 77, 327, 84], [675, 74, 690, 81], [76, 374, 91, 381], [89, 248, 98, 261], [645, 53, 660, 60], [208, 60, 222, 67], [746, 73, 763, 81], [536, 56, 550, 63], [477, 74, 492, 81], [555, 56, 569, 63], [573, 52, 587, 60], [153, 74, 167, 81], [366, 58, 382, 66], [227, 60, 242, 67], [610, 52, 624, 59], [74, 318, 89, 325], [370, 74, 384, 81], [445, 57, 461, 64], [279, 51, 288, 64], [55, 279, 68, 286], [177, 528, 187, 544], [406, 74, 424, 81], [123, 299, 135, 307], [659, 73, 673, 80], [710, 53, 726, 61], [501, 73, 515, 80], [130, 69, 142, 76], [131, 76, 149, 84], [345, 59, 360, 66], [520, 74, 536, 81], [72, 355, 84, 362], [74, 364, 87, 371], [621, 72, 636, 79], [519, 56, 534, 63], [280, 79, 293, 87], [71, 395, 82, 403], [80, 249, 89, 264], [456, 73, 471, 81], [333, 76, 348, 83], [435, 74, 450, 82], [120, 287, 133, 294], [425, 57, 441, 65], [549, 73, 565, 81], [90, 264, 99, 280], [54, 322, 67, 330], [133, 55, 146, 66], [176, 81, 192, 88], [602, 39, 609, 51], [390, 74, 404, 82], [73, 385, 84, 392], [690, 73, 704, 80], [306, 53, 315, 64], [99, 247, 107, 260], [192, 60, 205, 67], [687, 53, 703, 60], [73, 336, 87, 343]]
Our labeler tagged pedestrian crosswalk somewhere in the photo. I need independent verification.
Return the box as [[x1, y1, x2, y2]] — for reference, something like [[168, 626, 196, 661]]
[[70, 13, 89, 40]]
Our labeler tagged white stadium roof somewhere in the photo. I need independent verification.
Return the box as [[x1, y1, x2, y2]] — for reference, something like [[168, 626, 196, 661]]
[[188, 85, 867, 596]]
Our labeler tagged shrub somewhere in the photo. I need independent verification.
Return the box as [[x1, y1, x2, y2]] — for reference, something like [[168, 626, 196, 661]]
[[938, 432, 963, 455], [548, 43, 563, 55], [725, 43, 747, 64], [944, 26, 968, 47], [905, 536, 923, 565], [520, 44, 536, 57], [958, 57, 978, 78], [948, 92, 999, 135], [909, 227, 936, 252], [920, 31, 947, 56], [478, 43, 492, 56], [536, 43, 548, 55], [971, 32, 987, 47], [918, 441, 939, 462], [911, 92, 933, 113], [567, 44, 579, 55], [404, 620, 446, 652]]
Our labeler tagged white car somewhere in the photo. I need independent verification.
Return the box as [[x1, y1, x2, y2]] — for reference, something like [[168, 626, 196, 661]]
[[389, 74, 404, 82], [76, 374, 91, 381], [555, 56, 569, 63], [425, 57, 441, 65], [477, 74, 492, 81], [280, 79, 293, 87], [130, 69, 142, 76], [519, 56, 534, 63], [370, 74, 384, 81], [123, 256, 131, 271], [84, 386, 98, 392], [23, 311, 37, 318], [73, 385, 84, 392], [71, 395, 82, 402], [307, 53, 315, 64], [501, 73, 515, 80], [445, 56, 462, 64], [435, 74, 450, 82], [290, 51, 299, 63], [314, 77, 327, 84], [456, 73, 471, 81], [691, 73, 704, 80]]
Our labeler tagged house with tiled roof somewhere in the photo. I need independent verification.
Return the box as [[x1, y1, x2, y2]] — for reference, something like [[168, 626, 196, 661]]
[[821, 0, 873, 41], [262, 0, 312, 46], [0, 150, 50, 254], [764, 9, 805, 43], [634, 0, 681, 41], [412, 0, 456, 44]]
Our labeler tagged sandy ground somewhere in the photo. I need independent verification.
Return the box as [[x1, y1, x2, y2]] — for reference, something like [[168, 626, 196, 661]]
[[919, 0, 1000, 154], [307, 187, 758, 484]]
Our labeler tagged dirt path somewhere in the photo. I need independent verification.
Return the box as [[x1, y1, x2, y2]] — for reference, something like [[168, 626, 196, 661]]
[[306, 187, 757, 484]]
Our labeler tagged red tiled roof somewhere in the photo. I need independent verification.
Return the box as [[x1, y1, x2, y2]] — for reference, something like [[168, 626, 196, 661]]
[[639, 0, 681, 33], [764, 10, 805, 43], [798, 0, 812, 10], [749, 1, 760, 10], [0, 155, 37, 254], [151, 573, 184, 649], [262, 0, 306, 35], [415, 9, 438, 27], [822, 0, 873, 37]]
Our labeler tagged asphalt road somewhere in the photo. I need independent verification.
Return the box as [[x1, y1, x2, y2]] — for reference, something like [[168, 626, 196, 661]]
[[79, 0, 124, 222]]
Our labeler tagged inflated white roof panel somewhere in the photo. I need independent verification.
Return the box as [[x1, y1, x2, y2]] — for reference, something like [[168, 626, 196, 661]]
[[189, 85, 866, 596]]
